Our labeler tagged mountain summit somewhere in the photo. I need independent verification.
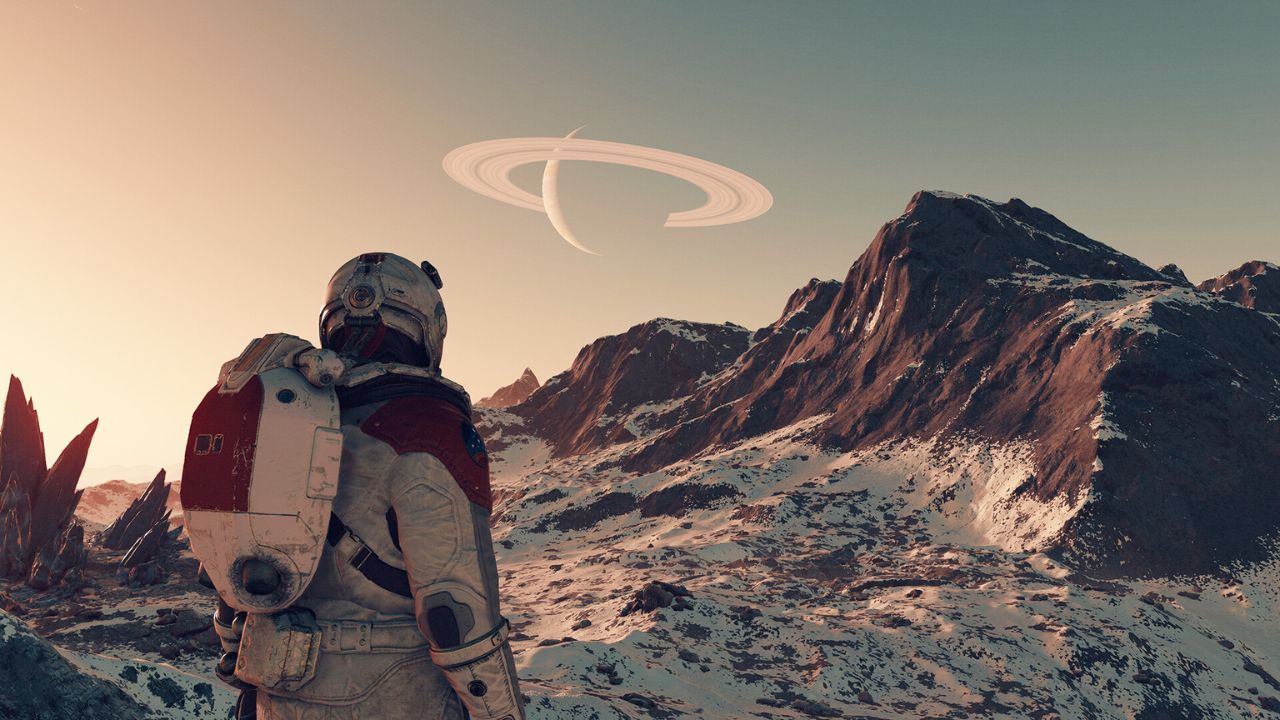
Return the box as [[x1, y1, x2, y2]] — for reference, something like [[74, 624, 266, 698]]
[[478, 368, 542, 408]]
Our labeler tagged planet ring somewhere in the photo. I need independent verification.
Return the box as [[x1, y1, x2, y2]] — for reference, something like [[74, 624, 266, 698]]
[[442, 137, 773, 228]]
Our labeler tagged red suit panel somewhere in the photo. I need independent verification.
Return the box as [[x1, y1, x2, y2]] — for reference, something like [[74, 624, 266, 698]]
[[182, 376, 263, 512], [360, 397, 492, 511]]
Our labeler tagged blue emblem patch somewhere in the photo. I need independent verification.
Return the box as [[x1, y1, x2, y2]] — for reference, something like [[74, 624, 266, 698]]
[[461, 423, 488, 466]]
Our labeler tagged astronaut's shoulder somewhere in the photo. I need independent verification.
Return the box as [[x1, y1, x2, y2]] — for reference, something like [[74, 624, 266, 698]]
[[359, 396, 492, 509], [359, 395, 471, 452]]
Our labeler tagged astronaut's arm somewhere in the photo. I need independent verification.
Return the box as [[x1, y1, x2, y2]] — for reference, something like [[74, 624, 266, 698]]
[[391, 453, 524, 720]]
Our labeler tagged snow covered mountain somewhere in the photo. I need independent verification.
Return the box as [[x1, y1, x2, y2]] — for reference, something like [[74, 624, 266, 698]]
[[477, 191, 1280, 718]]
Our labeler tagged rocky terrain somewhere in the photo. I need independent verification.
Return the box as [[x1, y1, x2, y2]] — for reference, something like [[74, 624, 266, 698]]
[[485, 415, 1280, 719], [3, 190, 1279, 718]]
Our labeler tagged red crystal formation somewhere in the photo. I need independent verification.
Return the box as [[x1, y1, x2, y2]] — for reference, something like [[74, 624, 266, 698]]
[[98, 469, 181, 585], [0, 376, 96, 589]]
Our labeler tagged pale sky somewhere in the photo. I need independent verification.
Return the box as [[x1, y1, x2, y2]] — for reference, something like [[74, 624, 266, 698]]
[[1, 2, 1277, 478]]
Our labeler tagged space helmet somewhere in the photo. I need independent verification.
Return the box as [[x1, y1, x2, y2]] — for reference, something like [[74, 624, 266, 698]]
[[319, 252, 447, 370]]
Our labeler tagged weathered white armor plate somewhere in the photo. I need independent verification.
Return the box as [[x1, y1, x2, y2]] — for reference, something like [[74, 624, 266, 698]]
[[181, 366, 342, 613]]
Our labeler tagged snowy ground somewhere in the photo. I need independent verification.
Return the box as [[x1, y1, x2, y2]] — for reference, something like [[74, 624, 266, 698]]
[[488, 415, 1280, 719]]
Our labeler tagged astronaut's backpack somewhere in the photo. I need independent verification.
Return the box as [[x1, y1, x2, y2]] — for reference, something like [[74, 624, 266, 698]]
[[181, 335, 344, 613]]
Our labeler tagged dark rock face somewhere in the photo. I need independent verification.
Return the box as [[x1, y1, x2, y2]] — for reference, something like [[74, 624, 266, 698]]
[[1156, 263, 1193, 286], [508, 192, 1280, 577], [27, 524, 87, 592], [120, 519, 183, 587], [49, 524, 88, 589], [513, 319, 753, 456], [638, 482, 741, 518], [0, 609, 148, 719], [477, 368, 541, 408], [99, 470, 171, 550], [1197, 260, 1280, 313], [0, 377, 96, 588], [99, 470, 180, 585]]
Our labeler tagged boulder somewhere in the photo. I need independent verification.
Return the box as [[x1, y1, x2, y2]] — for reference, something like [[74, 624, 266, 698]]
[[620, 580, 692, 616]]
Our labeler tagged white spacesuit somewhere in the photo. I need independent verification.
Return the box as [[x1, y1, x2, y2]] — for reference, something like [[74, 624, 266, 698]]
[[206, 253, 524, 720]]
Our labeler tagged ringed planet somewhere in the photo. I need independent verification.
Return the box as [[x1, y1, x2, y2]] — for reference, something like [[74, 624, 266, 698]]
[[443, 130, 773, 255]]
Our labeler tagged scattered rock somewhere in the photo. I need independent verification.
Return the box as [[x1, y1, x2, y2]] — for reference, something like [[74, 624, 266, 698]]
[[168, 609, 211, 637], [791, 698, 840, 717], [621, 692, 656, 709], [620, 580, 692, 616]]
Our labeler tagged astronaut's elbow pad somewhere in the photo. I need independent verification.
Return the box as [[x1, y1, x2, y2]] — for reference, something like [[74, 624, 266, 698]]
[[429, 618, 524, 720]]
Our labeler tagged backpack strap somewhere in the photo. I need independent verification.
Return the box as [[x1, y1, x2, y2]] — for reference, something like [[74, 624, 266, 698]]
[[326, 513, 412, 599]]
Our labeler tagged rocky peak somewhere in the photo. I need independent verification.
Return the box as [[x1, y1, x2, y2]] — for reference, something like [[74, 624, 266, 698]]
[[1197, 260, 1280, 313], [477, 368, 541, 408], [874, 191, 1168, 284], [1156, 263, 1193, 286], [516, 318, 752, 456]]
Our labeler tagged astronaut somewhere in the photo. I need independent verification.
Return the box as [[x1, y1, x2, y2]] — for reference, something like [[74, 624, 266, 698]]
[[210, 253, 524, 720]]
